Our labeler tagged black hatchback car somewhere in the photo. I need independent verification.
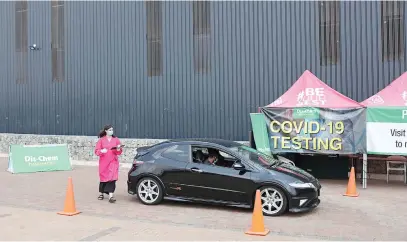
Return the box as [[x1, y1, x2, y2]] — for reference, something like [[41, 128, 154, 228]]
[[127, 139, 321, 216]]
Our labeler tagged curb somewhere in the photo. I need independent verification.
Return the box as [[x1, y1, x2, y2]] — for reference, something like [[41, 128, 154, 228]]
[[0, 153, 132, 169]]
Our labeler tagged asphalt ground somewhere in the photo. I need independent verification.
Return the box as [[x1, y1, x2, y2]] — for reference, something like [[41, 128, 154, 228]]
[[1, 158, 407, 241]]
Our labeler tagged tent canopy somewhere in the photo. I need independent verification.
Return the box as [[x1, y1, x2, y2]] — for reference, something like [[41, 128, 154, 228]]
[[361, 72, 407, 107], [265, 70, 364, 109]]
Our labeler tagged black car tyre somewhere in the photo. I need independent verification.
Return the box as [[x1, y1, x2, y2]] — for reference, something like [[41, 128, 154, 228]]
[[136, 177, 164, 205], [259, 186, 287, 216]]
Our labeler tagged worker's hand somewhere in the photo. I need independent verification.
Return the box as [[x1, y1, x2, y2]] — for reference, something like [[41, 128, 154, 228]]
[[101, 148, 108, 153], [116, 145, 121, 151]]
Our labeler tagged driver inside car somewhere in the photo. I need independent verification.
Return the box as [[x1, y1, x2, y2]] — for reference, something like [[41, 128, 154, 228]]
[[203, 149, 219, 165], [203, 149, 225, 166]]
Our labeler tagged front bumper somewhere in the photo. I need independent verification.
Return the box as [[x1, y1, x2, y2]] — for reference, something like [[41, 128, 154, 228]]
[[289, 197, 320, 213], [288, 188, 321, 213]]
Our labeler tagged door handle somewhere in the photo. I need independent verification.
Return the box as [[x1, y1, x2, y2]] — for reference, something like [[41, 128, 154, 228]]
[[190, 167, 203, 173]]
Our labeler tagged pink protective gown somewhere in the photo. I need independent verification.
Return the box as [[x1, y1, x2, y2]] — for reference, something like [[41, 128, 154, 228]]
[[94, 136, 123, 182]]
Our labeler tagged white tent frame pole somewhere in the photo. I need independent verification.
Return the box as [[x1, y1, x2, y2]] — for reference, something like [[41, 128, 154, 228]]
[[362, 153, 367, 189]]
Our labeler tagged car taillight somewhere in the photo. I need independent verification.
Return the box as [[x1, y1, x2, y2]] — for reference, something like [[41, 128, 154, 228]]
[[133, 159, 144, 165]]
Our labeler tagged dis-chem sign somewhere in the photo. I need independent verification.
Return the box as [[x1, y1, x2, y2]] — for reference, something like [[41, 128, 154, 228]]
[[293, 107, 320, 119], [7, 144, 71, 174]]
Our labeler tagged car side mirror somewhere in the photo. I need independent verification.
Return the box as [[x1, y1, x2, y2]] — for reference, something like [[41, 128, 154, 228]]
[[233, 162, 245, 170]]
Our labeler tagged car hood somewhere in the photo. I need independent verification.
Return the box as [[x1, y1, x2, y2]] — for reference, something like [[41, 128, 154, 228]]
[[272, 162, 316, 182]]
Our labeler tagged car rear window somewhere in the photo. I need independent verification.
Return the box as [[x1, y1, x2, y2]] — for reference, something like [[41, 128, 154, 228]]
[[161, 145, 190, 162]]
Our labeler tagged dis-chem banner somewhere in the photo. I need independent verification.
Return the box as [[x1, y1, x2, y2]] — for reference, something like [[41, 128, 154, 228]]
[[7, 144, 71, 174], [260, 107, 366, 154]]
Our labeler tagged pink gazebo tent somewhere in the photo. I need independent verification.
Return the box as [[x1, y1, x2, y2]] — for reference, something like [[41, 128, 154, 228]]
[[250, 70, 367, 185], [361, 72, 407, 186], [266, 70, 364, 109], [363, 72, 407, 158], [361, 71, 407, 106], [258, 70, 366, 155]]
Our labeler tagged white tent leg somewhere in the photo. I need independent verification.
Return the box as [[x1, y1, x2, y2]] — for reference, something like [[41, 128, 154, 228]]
[[362, 153, 367, 189]]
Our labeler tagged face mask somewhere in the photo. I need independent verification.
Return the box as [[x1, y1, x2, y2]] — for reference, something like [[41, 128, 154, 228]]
[[106, 130, 114, 136]]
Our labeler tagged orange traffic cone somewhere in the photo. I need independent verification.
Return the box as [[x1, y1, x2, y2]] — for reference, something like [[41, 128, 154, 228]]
[[343, 166, 359, 197], [245, 189, 270, 236], [57, 177, 81, 216]]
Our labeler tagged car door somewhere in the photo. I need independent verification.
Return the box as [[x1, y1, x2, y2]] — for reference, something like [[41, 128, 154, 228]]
[[184, 148, 254, 204], [158, 144, 191, 197]]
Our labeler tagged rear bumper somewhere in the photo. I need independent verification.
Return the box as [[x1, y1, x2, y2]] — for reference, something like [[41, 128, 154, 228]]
[[288, 188, 321, 213], [127, 180, 136, 195], [127, 165, 138, 195]]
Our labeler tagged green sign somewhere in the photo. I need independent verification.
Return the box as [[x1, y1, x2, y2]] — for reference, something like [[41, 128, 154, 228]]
[[250, 113, 272, 155], [293, 107, 320, 119], [7, 144, 71, 174], [367, 107, 407, 123], [367, 107, 407, 155]]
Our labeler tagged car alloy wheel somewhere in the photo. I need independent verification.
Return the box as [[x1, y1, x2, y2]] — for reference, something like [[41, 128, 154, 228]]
[[136, 177, 163, 205], [260, 186, 287, 216]]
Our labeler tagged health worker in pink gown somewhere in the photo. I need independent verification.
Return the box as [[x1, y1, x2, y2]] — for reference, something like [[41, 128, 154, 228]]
[[94, 124, 123, 203]]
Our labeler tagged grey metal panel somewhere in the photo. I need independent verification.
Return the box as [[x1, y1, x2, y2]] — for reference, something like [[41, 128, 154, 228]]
[[1, 1, 407, 141], [0, 2, 12, 132]]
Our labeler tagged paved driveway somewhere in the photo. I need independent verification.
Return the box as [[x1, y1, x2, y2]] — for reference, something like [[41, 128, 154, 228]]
[[1, 158, 406, 240]]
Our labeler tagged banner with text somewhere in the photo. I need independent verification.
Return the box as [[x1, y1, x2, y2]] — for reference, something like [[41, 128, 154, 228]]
[[260, 107, 366, 154], [7, 144, 71, 174], [367, 107, 407, 155]]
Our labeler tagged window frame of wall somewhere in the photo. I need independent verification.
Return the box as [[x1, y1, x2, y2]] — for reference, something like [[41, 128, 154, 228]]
[[193, 1, 211, 74], [319, 1, 340, 66], [15, 0, 28, 84], [146, 1, 163, 77], [381, 1, 405, 62], [51, 0, 65, 83]]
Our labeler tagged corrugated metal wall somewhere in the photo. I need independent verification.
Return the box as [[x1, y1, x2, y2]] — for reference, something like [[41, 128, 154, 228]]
[[0, 1, 406, 140]]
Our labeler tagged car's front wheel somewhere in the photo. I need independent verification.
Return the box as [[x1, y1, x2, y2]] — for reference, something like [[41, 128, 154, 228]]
[[136, 177, 164, 205], [259, 186, 287, 216]]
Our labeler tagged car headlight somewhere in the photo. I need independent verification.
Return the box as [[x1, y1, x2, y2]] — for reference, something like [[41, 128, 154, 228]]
[[289, 181, 316, 189]]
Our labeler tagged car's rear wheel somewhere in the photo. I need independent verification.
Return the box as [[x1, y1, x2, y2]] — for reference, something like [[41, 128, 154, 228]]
[[259, 186, 287, 216], [136, 177, 163, 205]]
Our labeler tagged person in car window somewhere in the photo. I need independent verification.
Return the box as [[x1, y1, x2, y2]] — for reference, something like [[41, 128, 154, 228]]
[[203, 154, 217, 165], [203, 149, 223, 165]]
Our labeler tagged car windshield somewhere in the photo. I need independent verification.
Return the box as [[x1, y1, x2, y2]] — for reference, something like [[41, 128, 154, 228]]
[[230, 145, 277, 167]]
